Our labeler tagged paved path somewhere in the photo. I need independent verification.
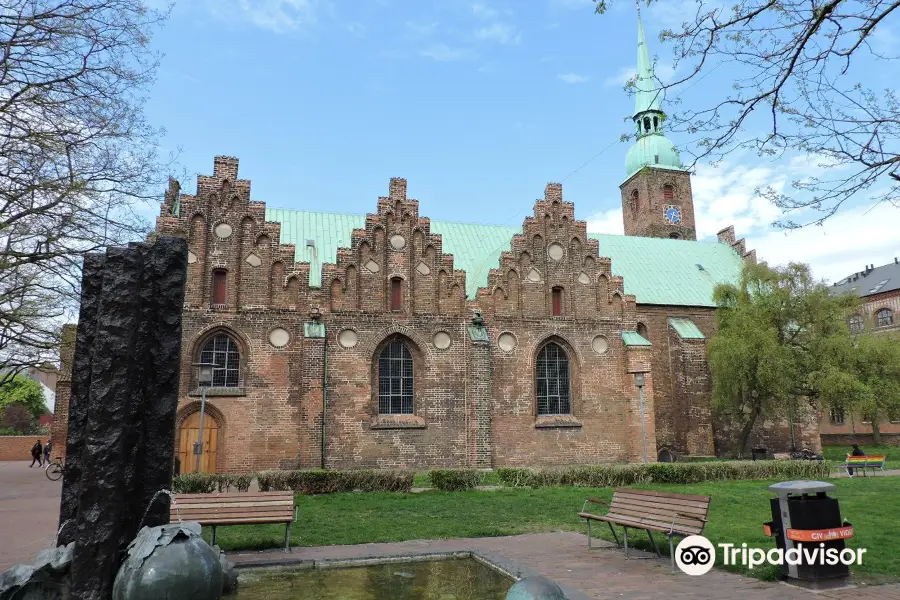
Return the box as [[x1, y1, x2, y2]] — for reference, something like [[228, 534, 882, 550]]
[[230, 532, 900, 600], [0, 461, 62, 571]]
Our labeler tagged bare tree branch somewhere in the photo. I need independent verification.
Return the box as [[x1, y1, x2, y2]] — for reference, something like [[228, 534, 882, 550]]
[[0, 0, 175, 385], [595, 0, 900, 228]]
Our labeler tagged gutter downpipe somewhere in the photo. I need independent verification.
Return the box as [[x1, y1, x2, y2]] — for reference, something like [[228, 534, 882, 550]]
[[321, 330, 327, 470]]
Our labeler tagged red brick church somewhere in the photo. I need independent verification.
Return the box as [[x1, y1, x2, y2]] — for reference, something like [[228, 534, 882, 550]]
[[53, 17, 818, 473]]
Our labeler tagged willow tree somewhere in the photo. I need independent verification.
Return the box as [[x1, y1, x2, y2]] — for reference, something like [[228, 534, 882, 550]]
[[709, 261, 857, 456], [593, 0, 900, 228], [813, 330, 900, 445]]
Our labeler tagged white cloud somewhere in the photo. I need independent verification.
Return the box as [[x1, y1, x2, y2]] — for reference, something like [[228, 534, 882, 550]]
[[212, 0, 320, 33], [347, 22, 365, 37], [586, 153, 899, 285], [747, 202, 900, 284], [548, 0, 594, 10], [586, 208, 625, 235], [421, 44, 473, 61], [558, 73, 589, 84], [405, 21, 438, 37], [471, 2, 500, 19], [474, 23, 520, 44]]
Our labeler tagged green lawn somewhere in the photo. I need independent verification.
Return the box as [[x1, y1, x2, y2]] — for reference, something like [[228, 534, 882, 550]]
[[206, 476, 900, 582], [822, 444, 899, 464]]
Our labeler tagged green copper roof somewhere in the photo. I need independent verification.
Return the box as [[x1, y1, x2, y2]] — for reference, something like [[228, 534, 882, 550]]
[[635, 15, 661, 116], [622, 331, 652, 346], [668, 317, 706, 339], [625, 135, 684, 180], [265, 207, 743, 307]]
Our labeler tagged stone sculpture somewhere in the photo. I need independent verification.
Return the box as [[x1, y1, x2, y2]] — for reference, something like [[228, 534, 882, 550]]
[[505, 575, 568, 600], [0, 543, 74, 600], [112, 522, 223, 600], [0, 237, 189, 600]]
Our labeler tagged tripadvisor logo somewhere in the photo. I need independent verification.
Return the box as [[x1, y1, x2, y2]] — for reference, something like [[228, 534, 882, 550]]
[[675, 536, 867, 576]]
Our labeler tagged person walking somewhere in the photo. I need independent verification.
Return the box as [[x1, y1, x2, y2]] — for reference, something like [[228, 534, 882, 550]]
[[43, 440, 52, 464], [29, 439, 43, 468]]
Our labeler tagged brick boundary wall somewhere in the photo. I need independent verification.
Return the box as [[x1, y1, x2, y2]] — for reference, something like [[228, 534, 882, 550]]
[[821, 433, 900, 447], [0, 436, 42, 461]]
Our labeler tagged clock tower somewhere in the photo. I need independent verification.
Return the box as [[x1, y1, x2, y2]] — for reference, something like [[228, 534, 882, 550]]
[[619, 13, 696, 241]]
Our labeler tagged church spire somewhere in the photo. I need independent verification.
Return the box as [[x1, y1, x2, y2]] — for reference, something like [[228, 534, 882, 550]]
[[634, 10, 662, 118]]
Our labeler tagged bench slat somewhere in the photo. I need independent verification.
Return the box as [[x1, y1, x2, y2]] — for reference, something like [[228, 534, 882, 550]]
[[176, 511, 293, 522], [613, 488, 710, 503], [175, 493, 293, 502], [175, 505, 294, 516], [607, 506, 705, 528], [181, 517, 294, 525], [611, 495, 709, 516], [173, 500, 294, 510], [612, 491, 710, 512], [578, 512, 702, 536]]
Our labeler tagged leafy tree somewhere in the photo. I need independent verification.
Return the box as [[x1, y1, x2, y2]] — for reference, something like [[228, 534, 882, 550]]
[[814, 331, 900, 444], [0, 373, 47, 418], [592, 0, 899, 228], [0, 402, 33, 434], [709, 261, 857, 456], [0, 0, 173, 385]]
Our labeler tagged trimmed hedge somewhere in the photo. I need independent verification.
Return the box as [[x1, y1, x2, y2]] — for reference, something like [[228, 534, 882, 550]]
[[172, 472, 256, 494], [429, 469, 482, 491], [497, 460, 831, 488], [256, 469, 414, 494]]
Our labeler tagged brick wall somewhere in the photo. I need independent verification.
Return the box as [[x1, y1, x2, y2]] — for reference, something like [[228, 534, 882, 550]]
[[47, 155, 809, 473], [620, 168, 696, 240], [0, 436, 41, 461], [50, 324, 76, 457], [821, 433, 900, 447]]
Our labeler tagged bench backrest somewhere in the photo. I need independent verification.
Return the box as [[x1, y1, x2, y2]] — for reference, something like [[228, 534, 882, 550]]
[[171, 491, 295, 525], [845, 455, 885, 467], [608, 488, 710, 536]]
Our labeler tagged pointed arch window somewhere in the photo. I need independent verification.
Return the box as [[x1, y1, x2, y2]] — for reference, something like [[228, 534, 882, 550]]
[[199, 333, 240, 388], [536, 342, 571, 415], [378, 338, 414, 414]]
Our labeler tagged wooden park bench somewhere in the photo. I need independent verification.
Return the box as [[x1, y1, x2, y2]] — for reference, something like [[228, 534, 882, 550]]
[[578, 488, 711, 571], [839, 455, 886, 477], [171, 491, 296, 551]]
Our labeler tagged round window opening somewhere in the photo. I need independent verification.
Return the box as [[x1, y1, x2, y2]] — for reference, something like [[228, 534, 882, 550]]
[[338, 329, 358, 349], [433, 331, 451, 350], [591, 335, 609, 355], [390, 234, 406, 250], [547, 243, 565, 261], [498, 332, 517, 352], [269, 328, 290, 348], [214, 223, 233, 239]]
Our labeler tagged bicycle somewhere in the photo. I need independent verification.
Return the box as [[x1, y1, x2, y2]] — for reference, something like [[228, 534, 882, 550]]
[[45, 456, 64, 481]]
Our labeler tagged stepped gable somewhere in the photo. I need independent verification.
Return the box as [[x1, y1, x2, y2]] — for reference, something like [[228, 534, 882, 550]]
[[321, 177, 467, 315], [474, 182, 637, 325], [155, 156, 311, 311], [716, 225, 757, 264]]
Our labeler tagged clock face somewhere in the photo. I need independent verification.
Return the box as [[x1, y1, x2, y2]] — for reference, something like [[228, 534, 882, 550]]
[[664, 205, 681, 225]]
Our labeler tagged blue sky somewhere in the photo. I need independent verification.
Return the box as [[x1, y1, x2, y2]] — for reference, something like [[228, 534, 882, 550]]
[[144, 0, 899, 284]]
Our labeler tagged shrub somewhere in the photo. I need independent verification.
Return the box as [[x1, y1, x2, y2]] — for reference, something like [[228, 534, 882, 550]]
[[230, 473, 254, 492], [495, 459, 830, 489], [256, 468, 413, 494], [172, 472, 218, 494], [428, 469, 482, 491]]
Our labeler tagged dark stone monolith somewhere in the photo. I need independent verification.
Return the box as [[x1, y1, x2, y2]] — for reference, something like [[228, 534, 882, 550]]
[[55, 236, 188, 600], [58, 253, 105, 544]]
